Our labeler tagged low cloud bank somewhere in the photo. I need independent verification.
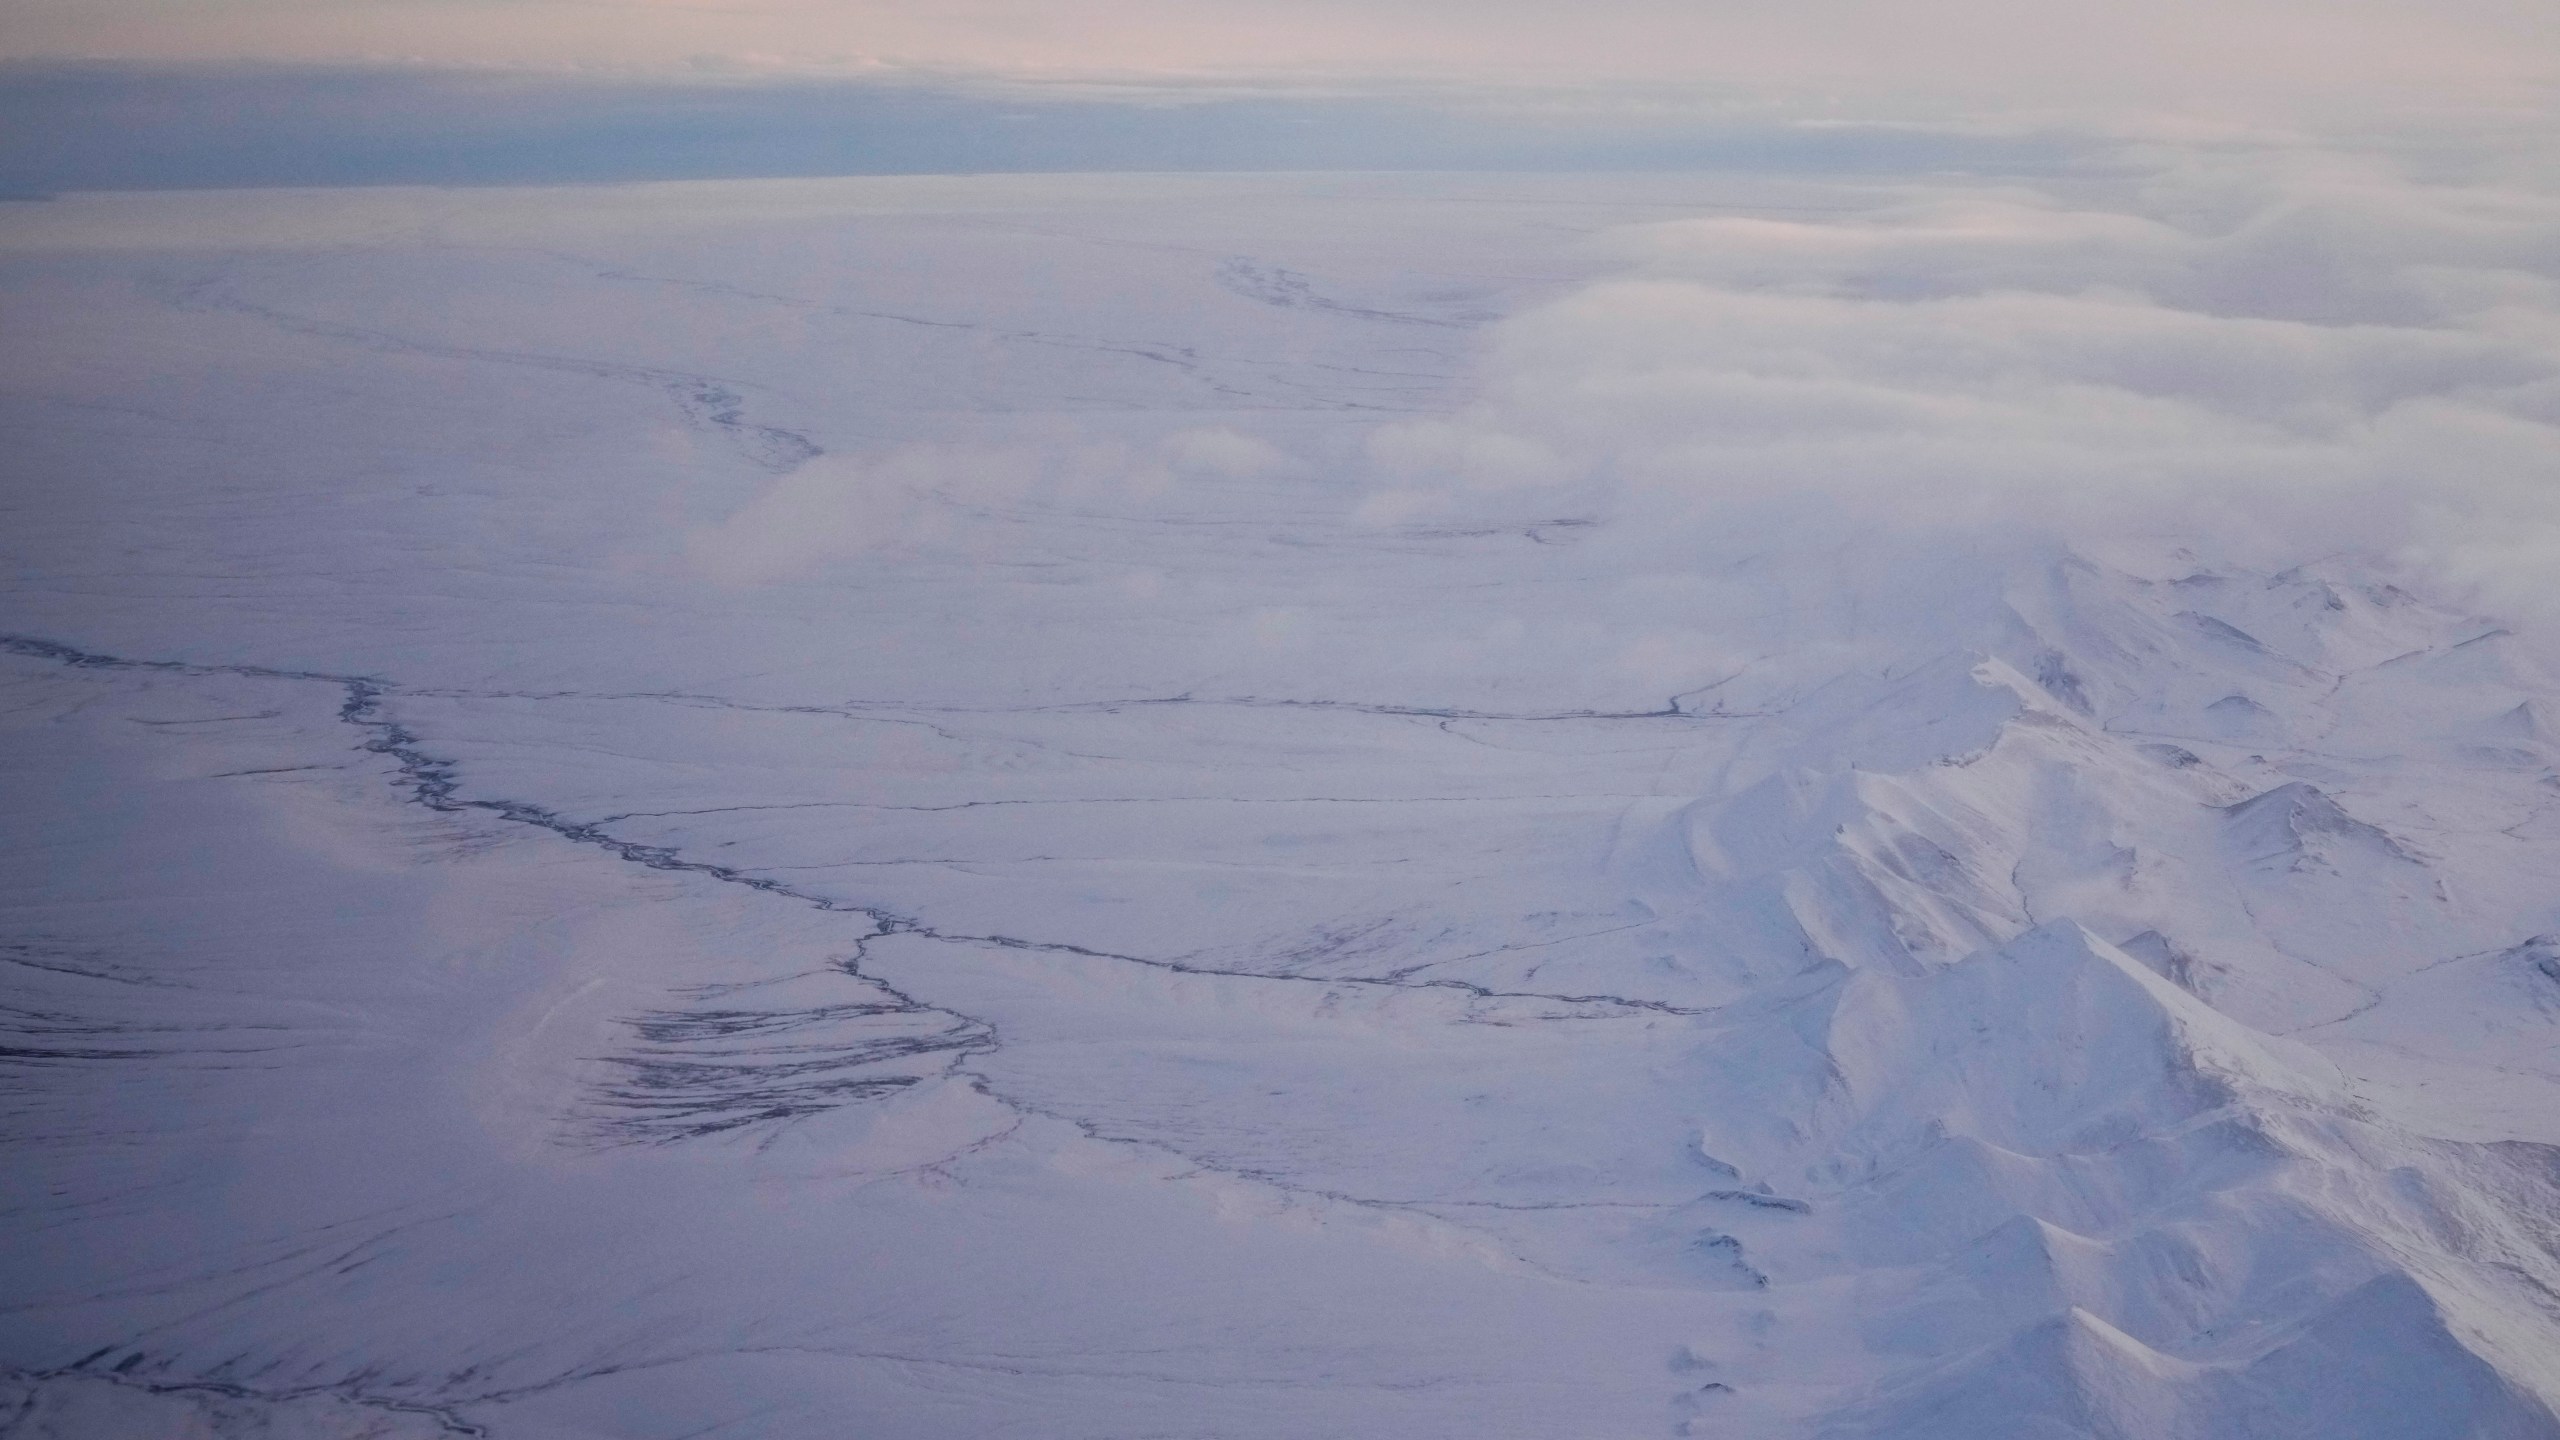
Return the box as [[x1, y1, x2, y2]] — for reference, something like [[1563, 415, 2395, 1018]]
[[676, 142, 2560, 707], [1359, 145, 2560, 645]]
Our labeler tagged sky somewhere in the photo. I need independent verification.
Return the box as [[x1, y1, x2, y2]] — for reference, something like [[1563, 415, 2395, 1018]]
[[0, 0, 2549, 197], [7, 0, 2558, 117], [2, 0, 2554, 195]]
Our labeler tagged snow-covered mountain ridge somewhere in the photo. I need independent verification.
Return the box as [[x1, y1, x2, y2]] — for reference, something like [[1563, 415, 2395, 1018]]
[[1620, 554, 2560, 1435]]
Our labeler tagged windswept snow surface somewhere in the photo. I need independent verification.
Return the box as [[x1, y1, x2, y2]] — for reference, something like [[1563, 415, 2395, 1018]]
[[4, 168, 2560, 1438]]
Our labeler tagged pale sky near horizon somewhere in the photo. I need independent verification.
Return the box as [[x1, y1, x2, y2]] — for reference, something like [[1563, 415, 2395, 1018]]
[[7, 0, 2557, 121]]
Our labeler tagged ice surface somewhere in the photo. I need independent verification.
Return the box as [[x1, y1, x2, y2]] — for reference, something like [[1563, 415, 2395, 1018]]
[[3, 172, 2558, 1437]]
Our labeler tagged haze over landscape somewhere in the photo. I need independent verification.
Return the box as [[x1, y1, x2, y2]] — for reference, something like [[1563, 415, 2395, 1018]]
[[5, 2, 2560, 1437]]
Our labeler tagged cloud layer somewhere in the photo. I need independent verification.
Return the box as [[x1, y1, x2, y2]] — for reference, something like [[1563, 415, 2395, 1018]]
[[661, 142, 2560, 716], [1353, 147, 2560, 652]]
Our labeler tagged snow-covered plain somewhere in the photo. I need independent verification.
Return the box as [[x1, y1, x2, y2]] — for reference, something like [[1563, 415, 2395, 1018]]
[[4, 164, 2560, 1437]]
